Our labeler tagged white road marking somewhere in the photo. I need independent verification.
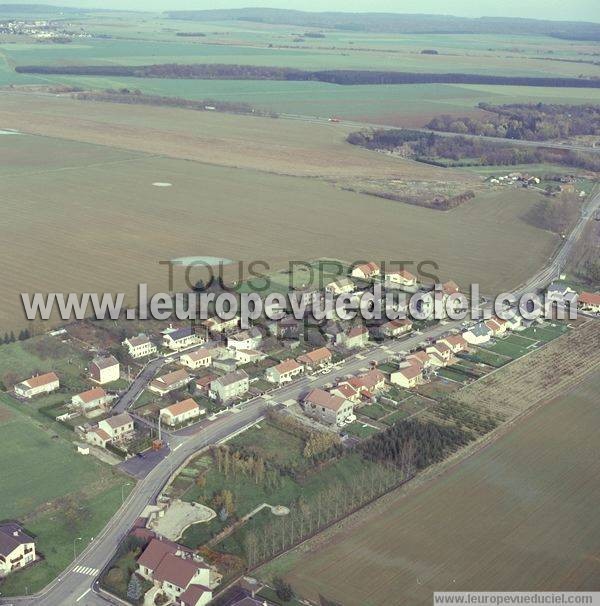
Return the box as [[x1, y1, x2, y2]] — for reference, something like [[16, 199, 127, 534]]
[[73, 565, 98, 576], [173, 444, 182, 452], [76, 588, 91, 602]]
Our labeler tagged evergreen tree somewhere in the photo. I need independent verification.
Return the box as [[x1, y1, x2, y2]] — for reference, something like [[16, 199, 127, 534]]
[[127, 573, 143, 603]]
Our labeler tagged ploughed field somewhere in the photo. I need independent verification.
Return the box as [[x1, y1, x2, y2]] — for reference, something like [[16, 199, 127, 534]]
[[0, 119, 555, 331], [265, 362, 600, 605]]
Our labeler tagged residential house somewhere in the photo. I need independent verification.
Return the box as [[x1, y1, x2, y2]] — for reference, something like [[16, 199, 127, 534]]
[[425, 343, 454, 367], [202, 316, 240, 334], [297, 347, 332, 369], [194, 375, 216, 395], [485, 317, 508, 337], [407, 350, 432, 369], [350, 262, 380, 280], [233, 349, 266, 365], [98, 413, 134, 443], [89, 355, 120, 385], [379, 318, 413, 338], [0, 524, 36, 576], [302, 388, 354, 426], [209, 370, 249, 403], [122, 334, 157, 359], [390, 362, 424, 389], [265, 359, 304, 385], [578, 291, 600, 313], [162, 327, 205, 351], [385, 269, 417, 289], [72, 387, 111, 416], [180, 349, 212, 370], [325, 277, 355, 296], [336, 325, 369, 349], [137, 539, 215, 605], [346, 369, 386, 399], [227, 328, 262, 351], [546, 281, 575, 302], [329, 382, 360, 404], [438, 334, 469, 354], [150, 369, 191, 395], [291, 287, 322, 308], [505, 314, 524, 332], [463, 323, 492, 345], [14, 372, 59, 399], [86, 427, 111, 449], [160, 398, 203, 427]]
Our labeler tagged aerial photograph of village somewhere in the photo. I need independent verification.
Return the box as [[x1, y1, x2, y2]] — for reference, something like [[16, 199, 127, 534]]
[[0, 1, 599, 605]]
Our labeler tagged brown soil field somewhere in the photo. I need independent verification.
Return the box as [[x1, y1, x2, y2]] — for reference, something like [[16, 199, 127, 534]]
[[0, 131, 556, 331], [263, 346, 600, 604], [0, 91, 475, 182]]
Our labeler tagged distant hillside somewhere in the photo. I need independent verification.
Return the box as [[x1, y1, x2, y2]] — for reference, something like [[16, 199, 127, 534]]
[[0, 4, 80, 13], [165, 8, 600, 41]]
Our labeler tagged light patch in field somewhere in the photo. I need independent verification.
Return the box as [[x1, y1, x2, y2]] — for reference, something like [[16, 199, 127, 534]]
[[152, 181, 172, 187], [171, 256, 234, 267], [0, 128, 20, 135]]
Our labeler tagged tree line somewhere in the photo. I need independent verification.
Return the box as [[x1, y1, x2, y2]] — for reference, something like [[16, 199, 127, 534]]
[[15, 63, 600, 88]]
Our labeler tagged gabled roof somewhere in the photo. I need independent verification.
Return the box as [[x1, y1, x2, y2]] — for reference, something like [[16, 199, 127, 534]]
[[387, 268, 416, 281], [353, 261, 379, 276], [162, 398, 199, 417], [154, 552, 205, 589], [138, 538, 178, 572], [398, 362, 423, 380], [91, 355, 119, 370], [213, 369, 249, 387], [89, 427, 111, 442], [467, 322, 491, 337], [348, 369, 385, 391], [20, 371, 59, 389], [184, 348, 212, 361], [442, 280, 460, 295], [346, 325, 368, 338], [165, 327, 195, 341], [154, 369, 190, 387], [180, 584, 212, 606], [298, 347, 332, 365], [76, 387, 107, 403], [126, 334, 151, 347], [274, 358, 303, 374], [102, 412, 133, 430], [304, 388, 347, 412], [330, 383, 358, 400], [0, 524, 34, 557], [580, 291, 600, 306]]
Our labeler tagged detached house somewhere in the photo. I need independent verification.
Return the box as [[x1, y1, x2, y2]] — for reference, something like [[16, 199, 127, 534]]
[[162, 327, 205, 351], [0, 524, 36, 576], [350, 262, 380, 280], [425, 343, 454, 367], [150, 369, 191, 395], [72, 387, 111, 416], [14, 372, 59, 399], [298, 346, 333, 369], [90, 355, 120, 385], [385, 269, 417, 289], [346, 369, 386, 399], [265, 359, 304, 385], [330, 382, 360, 404], [337, 325, 369, 349], [578, 291, 600, 313], [463, 323, 492, 345], [438, 334, 469, 354], [227, 328, 262, 351], [379, 318, 413, 338], [180, 349, 212, 370], [390, 362, 424, 389], [137, 538, 217, 606], [325, 277, 355, 296], [302, 388, 354, 427], [202, 316, 240, 334], [209, 370, 249, 403], [98, 413, 134, 442], [160, 398, 203, 427], [123, 334, 157, 359]]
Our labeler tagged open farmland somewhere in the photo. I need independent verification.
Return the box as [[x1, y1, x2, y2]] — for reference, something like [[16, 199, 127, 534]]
[[0, 125, 556, 331], [261, 348, 600, 605]]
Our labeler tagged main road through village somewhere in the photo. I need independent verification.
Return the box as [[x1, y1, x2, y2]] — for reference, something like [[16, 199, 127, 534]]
[[3, 188, 599, 606]]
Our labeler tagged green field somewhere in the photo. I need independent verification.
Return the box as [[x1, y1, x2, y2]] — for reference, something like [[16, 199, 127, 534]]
[[263, 370, 600, 604]]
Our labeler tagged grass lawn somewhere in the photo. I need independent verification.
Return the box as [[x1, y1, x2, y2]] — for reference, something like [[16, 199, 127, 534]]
[[359, 402, 392, 421], [459, 349, 509, 368], [345, 422, 379, 438], [437, 368, 470, 383], [519, 323, 569, 343], [0, 482, 134, 597], [482, 336, 532, 359]]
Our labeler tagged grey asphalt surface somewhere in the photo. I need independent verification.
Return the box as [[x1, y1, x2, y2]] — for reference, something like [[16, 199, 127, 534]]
[[3, 190, 598, 606]]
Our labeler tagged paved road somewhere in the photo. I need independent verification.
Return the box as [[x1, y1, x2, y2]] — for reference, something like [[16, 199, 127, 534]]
[[3, 191, 598, 606]]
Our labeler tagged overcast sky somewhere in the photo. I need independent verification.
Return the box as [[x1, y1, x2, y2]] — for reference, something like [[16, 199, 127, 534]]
[[6, 0, 599, 22]]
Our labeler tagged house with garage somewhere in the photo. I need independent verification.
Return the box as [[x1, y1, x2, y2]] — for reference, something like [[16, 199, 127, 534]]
[[162, 326, 205, 351], [437, 334, 469, 354], [298, 346, 332, 369], [180, 349, 212, 370], [350, 262, 380, 280], [160, 398, 203, 427], [302, 388, 354, 427], [209, 370, 249, 403], [150, 369, 191, 396], [265, 359, 304, 385], [14, 372, 59, 399], [90, 355, 120, 385], [72, 387, 111, 417], [136, 538, 218, 606], [122, 334, 157, 359], [0, 523, 37, 576], [98, 412, 135, 443], [325, 277, 355, 296]]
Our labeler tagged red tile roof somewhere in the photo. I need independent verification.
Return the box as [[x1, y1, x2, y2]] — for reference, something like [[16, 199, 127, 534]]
[[21, 371, 59, 389], [76, 387, 107, 403], [154, 552, 205, 589], [163, 398, 199, 417], [580, 291, 600, 306], [305, 388, 347, 412], [138, 538, 178, 572]]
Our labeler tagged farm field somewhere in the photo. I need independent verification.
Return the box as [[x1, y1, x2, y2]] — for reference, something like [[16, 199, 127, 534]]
[[0, 124, 557, 332], [262, 367, 600, 605]]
